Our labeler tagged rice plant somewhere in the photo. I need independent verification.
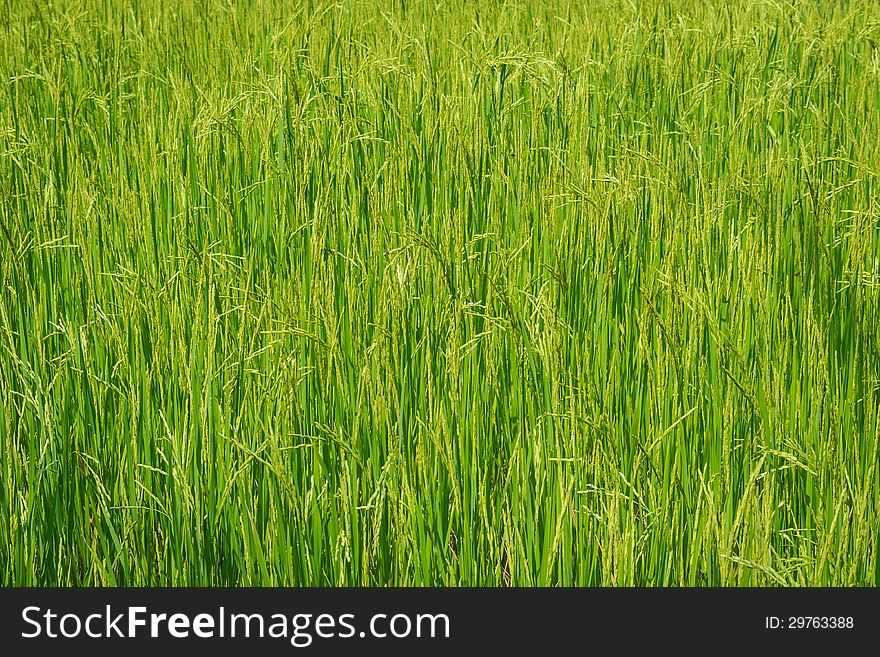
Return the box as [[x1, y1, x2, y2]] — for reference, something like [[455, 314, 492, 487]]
[[1, 0, 878, 586]]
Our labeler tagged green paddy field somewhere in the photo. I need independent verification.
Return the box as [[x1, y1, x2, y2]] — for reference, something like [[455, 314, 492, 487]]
[[1, 0, 878, 585]]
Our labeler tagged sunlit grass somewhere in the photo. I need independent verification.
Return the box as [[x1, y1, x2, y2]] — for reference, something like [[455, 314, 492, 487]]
[[0, 0, 878, 586]]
